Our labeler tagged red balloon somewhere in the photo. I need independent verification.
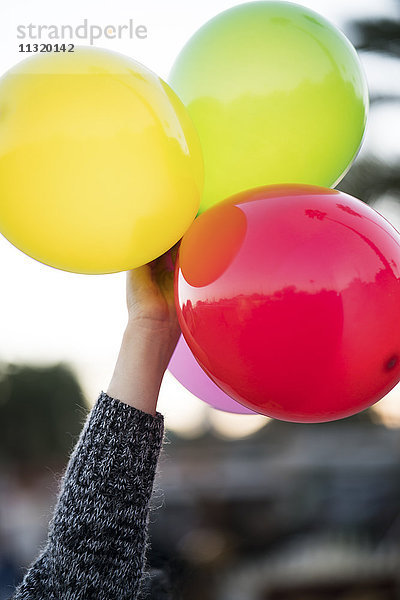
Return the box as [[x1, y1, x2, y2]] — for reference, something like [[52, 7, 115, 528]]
[[175, 185, 400, 422]]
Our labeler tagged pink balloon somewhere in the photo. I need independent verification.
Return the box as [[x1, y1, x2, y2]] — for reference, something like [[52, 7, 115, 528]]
[[168, 335, 255, 414]]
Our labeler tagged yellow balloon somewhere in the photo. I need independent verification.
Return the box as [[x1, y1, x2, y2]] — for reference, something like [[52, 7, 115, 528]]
[[0, 48, 203, 273]]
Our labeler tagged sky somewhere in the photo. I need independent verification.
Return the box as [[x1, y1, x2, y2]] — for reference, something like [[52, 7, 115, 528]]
[[0, 0, 400, 436]]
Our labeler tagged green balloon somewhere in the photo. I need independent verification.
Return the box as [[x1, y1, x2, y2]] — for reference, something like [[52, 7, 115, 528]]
[[169, 1, 368, 214]]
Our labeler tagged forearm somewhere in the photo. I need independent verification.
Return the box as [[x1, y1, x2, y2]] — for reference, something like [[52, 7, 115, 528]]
[[13, 392, 164, 600], [107, 321, 173, 416]]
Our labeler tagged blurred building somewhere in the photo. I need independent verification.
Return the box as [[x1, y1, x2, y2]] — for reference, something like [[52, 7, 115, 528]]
[[148, 417, 400, 599]]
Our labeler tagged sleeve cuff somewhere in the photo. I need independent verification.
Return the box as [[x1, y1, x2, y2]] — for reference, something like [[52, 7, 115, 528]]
[[62, 391, 165, 488]]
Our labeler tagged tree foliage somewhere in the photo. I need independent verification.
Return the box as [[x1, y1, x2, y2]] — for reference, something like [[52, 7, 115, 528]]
[[0, 363, 87, 470]]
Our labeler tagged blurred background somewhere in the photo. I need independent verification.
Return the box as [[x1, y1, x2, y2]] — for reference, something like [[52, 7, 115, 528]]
[[1, 0, 400, 598]]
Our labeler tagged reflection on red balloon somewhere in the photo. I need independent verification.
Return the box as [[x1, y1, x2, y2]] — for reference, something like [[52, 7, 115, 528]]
[[175, 185, 400, 422], [180, 202, 247, 287]]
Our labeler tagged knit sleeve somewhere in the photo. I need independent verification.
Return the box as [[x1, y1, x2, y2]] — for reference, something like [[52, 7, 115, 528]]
[[12, 391, 165, 600]]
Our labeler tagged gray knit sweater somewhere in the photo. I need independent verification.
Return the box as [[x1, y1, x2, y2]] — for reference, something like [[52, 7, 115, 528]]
[[12, 391, 165, 600]]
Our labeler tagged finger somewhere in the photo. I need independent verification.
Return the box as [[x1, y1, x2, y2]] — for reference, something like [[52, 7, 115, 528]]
[[126, 265, 152, 291], [169, 242, 180, 268]]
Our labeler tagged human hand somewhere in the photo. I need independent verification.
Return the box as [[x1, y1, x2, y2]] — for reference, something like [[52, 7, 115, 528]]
[[126, 246, 180, 354], [107, 247, 181, 415]]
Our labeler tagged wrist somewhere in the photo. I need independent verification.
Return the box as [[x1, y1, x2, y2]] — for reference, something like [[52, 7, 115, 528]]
[[124, 320, 173, 370], [125, 319, 177, 364]]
